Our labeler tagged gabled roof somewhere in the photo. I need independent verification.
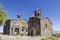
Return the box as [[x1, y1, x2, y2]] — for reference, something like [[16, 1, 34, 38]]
[[30, 13, 35, 17], [42, 17, 52, 25], [10, 18, 28, 22]]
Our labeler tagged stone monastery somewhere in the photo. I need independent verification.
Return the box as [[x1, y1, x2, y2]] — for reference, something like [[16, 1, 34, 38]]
[[3, 9, 53, 37]]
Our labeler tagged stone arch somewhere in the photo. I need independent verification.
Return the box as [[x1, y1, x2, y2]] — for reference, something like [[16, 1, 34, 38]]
[[31, 28, 36, 36], [14, 28, 19, 35]]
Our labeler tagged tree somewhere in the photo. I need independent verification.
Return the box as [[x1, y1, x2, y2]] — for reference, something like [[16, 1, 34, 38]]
[[0, 5, 7, 25]]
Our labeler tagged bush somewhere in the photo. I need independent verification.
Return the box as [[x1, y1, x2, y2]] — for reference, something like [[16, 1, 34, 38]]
[[41, 36, 59, 40]]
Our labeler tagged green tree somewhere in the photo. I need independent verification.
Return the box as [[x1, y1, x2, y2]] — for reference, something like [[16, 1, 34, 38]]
[[0, 5, 7, 25]]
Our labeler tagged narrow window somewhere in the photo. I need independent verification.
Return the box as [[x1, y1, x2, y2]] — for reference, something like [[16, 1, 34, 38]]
[[22, 26, 25, 31], [45, 23, 47, 28]]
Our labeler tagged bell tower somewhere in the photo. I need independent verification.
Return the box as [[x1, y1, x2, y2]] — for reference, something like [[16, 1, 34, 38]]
[[34, 8, 41, 18], [28, 9, 41, 36]]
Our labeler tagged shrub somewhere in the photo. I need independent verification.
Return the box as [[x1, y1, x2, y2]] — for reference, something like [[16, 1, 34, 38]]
[[41, 36, 59, 40]]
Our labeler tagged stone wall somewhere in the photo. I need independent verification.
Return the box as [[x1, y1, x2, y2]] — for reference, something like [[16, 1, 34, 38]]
[[28, 17, 41, 36], [41, 18, 52, 37]]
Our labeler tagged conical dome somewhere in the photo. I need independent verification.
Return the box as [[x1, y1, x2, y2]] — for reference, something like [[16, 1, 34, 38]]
[[17, 13, 21, 18]]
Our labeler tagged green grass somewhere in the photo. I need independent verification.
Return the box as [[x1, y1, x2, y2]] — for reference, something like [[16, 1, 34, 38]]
[[41, 36, 59, 40]]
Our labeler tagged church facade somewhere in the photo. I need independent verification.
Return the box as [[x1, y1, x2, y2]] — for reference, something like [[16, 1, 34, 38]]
[[3, 9, 53, 37], [3, 14, 28, 36]]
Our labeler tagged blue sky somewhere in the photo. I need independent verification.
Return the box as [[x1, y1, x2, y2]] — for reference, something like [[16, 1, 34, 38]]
[[0, 0, 60, 32]]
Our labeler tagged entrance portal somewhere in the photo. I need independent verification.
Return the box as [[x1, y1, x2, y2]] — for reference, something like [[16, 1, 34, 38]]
[[14, 28, 19, 35]]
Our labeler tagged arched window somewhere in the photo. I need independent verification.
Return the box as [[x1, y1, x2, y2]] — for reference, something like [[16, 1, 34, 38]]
[[26, 28, 28, 32], [45, 23, 47, 28], [22, 26, 25, 31]]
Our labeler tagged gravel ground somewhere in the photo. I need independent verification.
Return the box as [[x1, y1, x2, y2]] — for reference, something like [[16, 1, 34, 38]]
[[0, 35, 45, 40]]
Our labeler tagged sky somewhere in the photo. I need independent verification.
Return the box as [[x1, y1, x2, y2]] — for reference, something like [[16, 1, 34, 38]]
[[0, 0, 60, 32]]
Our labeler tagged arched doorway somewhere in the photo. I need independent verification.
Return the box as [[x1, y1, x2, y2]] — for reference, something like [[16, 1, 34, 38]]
[[14, 28, 19, 35], [30, 28, 35, 36]]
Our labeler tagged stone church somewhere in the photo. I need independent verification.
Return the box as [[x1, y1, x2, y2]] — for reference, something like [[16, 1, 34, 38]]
[[3, 9, 53, 37], [3, 14, 28, 36]]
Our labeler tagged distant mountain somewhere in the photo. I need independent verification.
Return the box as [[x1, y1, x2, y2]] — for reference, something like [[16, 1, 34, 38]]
[[52, 30, 60, 37], [53, 30, 60, 33]]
